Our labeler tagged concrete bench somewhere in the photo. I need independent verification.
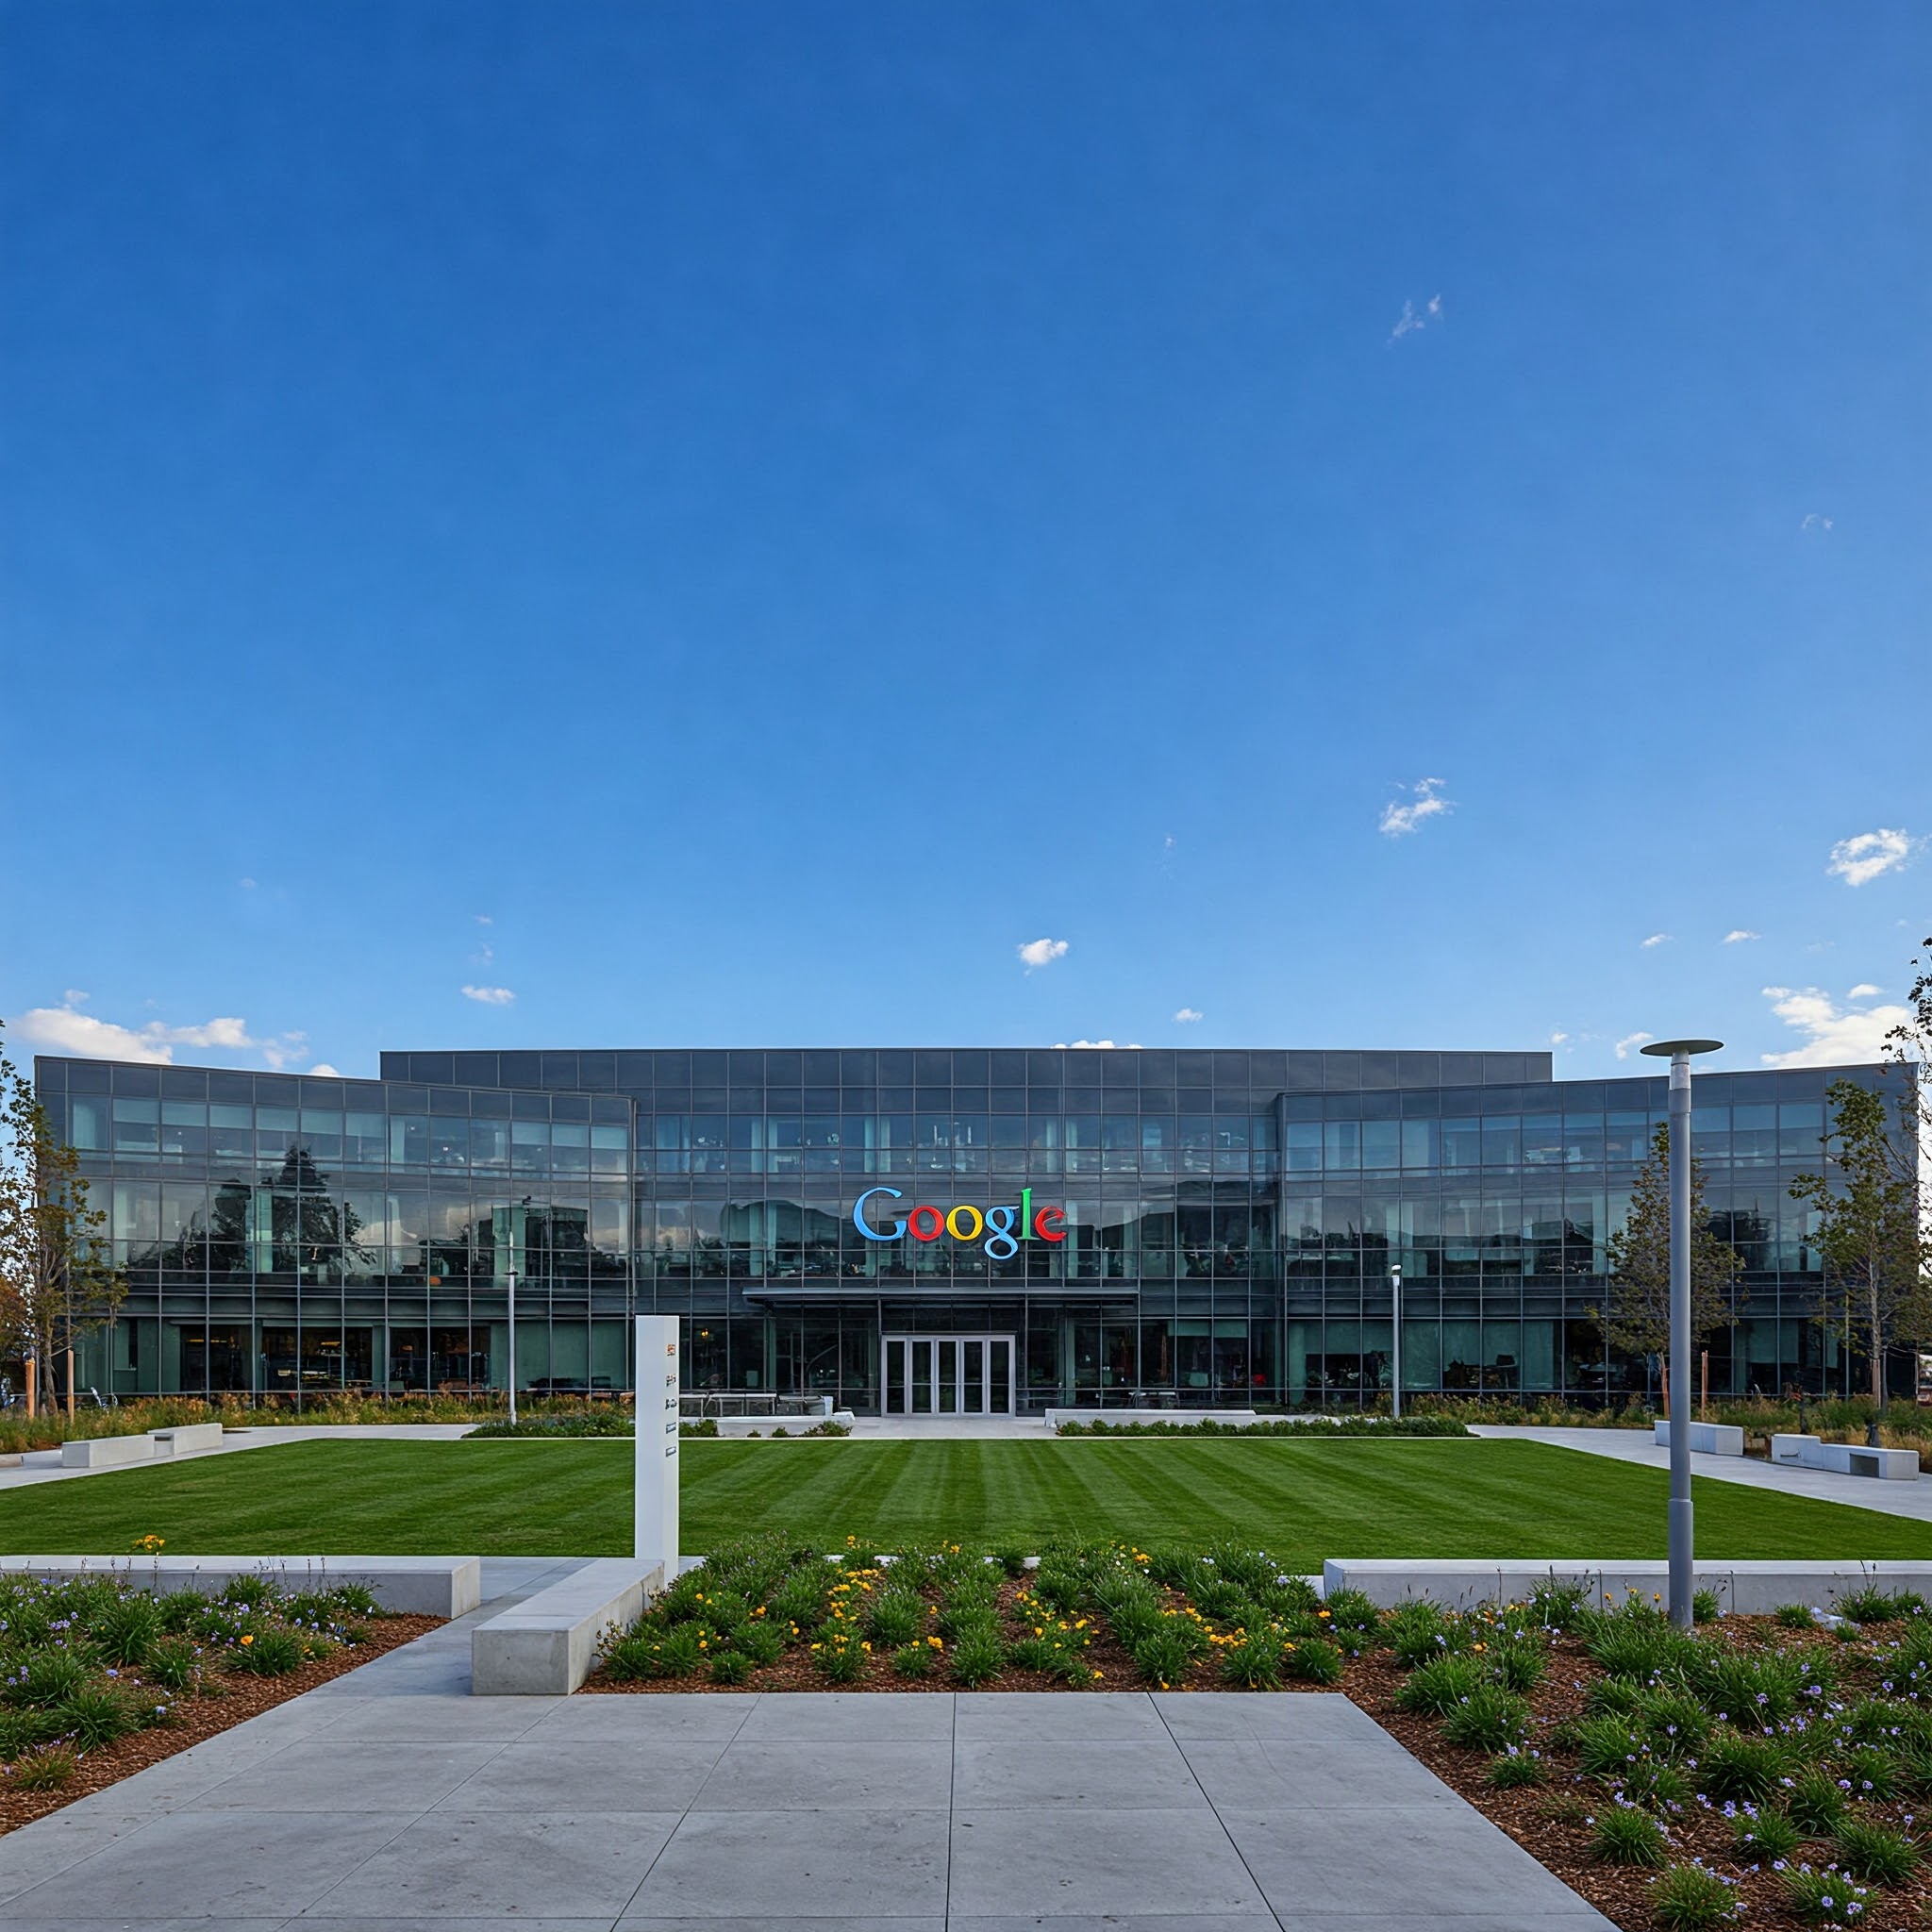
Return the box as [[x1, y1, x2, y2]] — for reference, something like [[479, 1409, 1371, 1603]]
[[471, 1557, 666, 1695], [1046, 1407, 1262, 1429], [59, 1433, 158, 1469], [1772, 1434, 1920, 1480], [1653, 1420, 1745, 1457], [152, 1424, 227, 1455], [0, 1555, 481, 1617], [1323, 1558, 1932, 1614]]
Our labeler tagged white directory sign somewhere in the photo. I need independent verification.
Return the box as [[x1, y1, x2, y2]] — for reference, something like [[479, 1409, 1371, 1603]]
[[635, 1316, 680, 1563]]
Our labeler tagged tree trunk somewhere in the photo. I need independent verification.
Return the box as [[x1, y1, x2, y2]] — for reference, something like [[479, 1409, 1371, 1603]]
[[1872, 1274, 1886, 1414]]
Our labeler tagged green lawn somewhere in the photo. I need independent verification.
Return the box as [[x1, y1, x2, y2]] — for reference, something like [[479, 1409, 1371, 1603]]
[[4, 1437, 1928, 1567]]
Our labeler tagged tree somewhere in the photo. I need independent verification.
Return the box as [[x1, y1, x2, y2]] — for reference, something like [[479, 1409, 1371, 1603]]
[[1591, 1124, 1744, 1376], [0, 1024, 126, 1409], [1788, 1078, 1928, 1415], [1889, 933, 1932, 1142]]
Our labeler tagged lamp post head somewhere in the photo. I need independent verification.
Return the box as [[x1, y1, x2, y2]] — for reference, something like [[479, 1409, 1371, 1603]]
[[1640, 1040, 1724, 1059]]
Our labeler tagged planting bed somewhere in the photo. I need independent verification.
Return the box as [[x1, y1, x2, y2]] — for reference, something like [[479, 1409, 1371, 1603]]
[[0, 1568, 437, 1838], [589, 1540, 1932, 1930]]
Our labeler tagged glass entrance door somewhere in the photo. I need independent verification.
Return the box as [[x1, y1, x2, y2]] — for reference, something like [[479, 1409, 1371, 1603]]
[[880, 1334, 1015, 1416]]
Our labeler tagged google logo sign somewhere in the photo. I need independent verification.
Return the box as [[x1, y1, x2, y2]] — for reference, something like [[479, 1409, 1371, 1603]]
[[852, 1187, 1066, 1261]]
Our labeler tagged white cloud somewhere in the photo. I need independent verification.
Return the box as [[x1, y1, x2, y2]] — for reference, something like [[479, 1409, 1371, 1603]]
[[1053, 1041, 1141, 1050], [1760, 985, 1909, 1067], [1550, 1030, 1569, 1046], [1391, 293, 1443, 341], [1801, 512, 1834, 532], [1163, 835, 1175, 851], [1614, 1031, 1655, 1060], [1846, 983, 1883, 1000], [239, 876, 257, 890], [1641, 933, 1672, 949], [307, 1063, 341, 1077], [461, 985, 516, 1006], [1723, 930, 1761, 944], [8, 998, 310, 1069], [1378, 777, 1452, 837], [1828, 828, 1912, 887], [1017, 938, 1070, 972], [1174, 1008, 1204, 1024], [475, 913, 493, 924], [62, 989, 89, 1006]]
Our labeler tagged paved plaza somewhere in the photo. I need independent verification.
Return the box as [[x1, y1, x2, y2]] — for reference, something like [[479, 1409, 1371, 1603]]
[[0, 1559, 1612, 1931]]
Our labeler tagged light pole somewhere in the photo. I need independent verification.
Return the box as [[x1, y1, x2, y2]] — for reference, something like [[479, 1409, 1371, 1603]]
[[1390, 1262, 1403, 1421], [1641, 1038, 1723, 1628], [507, 1268, 518, 1428]]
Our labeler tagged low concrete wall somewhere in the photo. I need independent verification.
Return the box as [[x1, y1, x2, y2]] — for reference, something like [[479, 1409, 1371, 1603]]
[[153, 1424, 228, 1455], [1772, 1434, 1920, 1479], [1324, 1557, 1932, 1614], [59, 1433, 158, 1469], [472, 1557, 666, 1695], [1653, 1420, 1745, 1457], [0, 1555, 482, 1617], [1046, 1408, 1263, 1430]]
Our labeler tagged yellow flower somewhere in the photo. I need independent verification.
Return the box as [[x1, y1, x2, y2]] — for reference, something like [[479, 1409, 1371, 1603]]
[[240, 1633, 254, 1645]]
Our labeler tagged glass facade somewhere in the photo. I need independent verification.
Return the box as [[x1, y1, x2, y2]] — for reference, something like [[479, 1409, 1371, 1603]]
[[33, 1045, 1911, 1412]]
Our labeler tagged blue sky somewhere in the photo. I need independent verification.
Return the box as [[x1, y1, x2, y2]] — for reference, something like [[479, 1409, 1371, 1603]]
[[2, 2, 1927, 1081]]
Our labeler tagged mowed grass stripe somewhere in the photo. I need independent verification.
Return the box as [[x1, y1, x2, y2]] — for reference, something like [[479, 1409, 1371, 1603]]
[[4, 1436, 1929, 1565]]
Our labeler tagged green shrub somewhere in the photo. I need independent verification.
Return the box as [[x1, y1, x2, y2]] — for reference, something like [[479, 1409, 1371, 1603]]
[[1583, 1675, 1645, 1719], [90, 1594, 162, 1667], [226, 1630, 306, 1676], [1388, 1600, 1459, 1667], [867, 1592, 924, 1648], [708, 1650, 755, 1686], [1282, 1637, 1345, 1685], [1396, 1654, 1483, 1717], [1591, 1801, 1668, 1866], [1701, 1732, 1790, 1804], [1691, 1589, 1722, 1625], [142, 1636, 199, 1692], [1573, 1716, 1644, 1780], [767, 1571, 830, 1633], [1589, 1621, 1687, 1683], [1524, 1579, 1591, 1631], [1321, 1589, 1379, 1637], [5, 1651, 91, 1708], [1621, 1759, 1693, 1809], [53, 1684, 145, 1749], [220, 1574, 276, 1609], [892, 1641, 938, 1678], [1441, 1683, 1530, 1752], [1486, 1748, 1546, 1789], [1785, 1766, 1848, 1834], [1129, 1626, 1200, 1689], [1488, 1638, 1547, 1694], [1650, 1860, 1743, 1930], [1839, 1744, 1897, 1800], [1728, 1804, 1801, 1862], [1630, 1687, 1710, 1758], [949, 1633, 1007, 1688], [1837, 1584, 1925, 1624], [735, 1621, 786, 1667], [1218, 1630, 1284, 1691], [10, 1746, 75, 1791], [1779, 1861, 1874, 1924], [1830, 1813, 1919, 1885], [990, 1544, 1031, 1578], [1775, 1603, 1819, 1630]]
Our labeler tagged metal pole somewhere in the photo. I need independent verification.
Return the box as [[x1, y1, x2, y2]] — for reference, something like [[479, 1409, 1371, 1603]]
[[1390, 1263, 1403, 1421], [1667, 1050, 1694, 1627], [508, 1268, 518, 1428]]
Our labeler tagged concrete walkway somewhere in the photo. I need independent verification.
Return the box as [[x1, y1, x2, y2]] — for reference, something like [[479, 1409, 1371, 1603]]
[[1473, 1424, 1932, 1524], [0, 1566, 1612, 1932], [0, 1424, 479, 1493]]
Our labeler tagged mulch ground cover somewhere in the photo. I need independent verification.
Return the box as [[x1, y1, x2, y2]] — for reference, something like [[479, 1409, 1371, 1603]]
[[0, 1613, 441, 1840]]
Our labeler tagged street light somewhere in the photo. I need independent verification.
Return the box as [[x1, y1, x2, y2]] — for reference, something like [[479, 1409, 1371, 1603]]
[[1641, 1037, 1724, 1628], [508, 1267, 518, 1429], [1390, 1262, 1403, 1422]]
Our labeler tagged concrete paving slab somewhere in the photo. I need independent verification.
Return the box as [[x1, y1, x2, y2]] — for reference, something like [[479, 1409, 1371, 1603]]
[[1218, 1804, 1614, 1923], [732, 1692, 956, 1741], [947, 1806, 1268, 1920], [952, 1738, 1209, 1810], [1177, 1738, 1465, 1809], [1151, 1691, 1372, 1740], [435, 1737, 727, 1813], [620, 1922, 942, 1932], [196, 1740, 503, 1811], [951, 1920, 1274, 1932], [289, 1921, 616, 1932], [321, 1691, 563, 1740], [0, 1810, 410, 1920], [0, 1810, 155, 1907], [309, 1810, 680, 1920], [624, 1808, 951, 1920], [692, 1739, 954, 1810], [537, 1694, 756, 1741], [951, 1691, 1169, 1740], [0, 1919, 291, 1932], [1277, 1917, 1613, 1930]]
